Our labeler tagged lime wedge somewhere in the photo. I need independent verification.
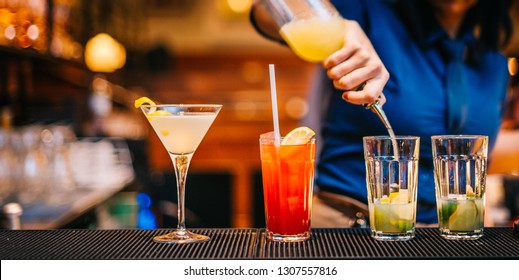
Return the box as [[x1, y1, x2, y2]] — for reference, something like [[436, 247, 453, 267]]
[[448, 200, 478, 231]]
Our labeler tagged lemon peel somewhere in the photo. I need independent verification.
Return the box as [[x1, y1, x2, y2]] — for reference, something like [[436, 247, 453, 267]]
[[135, 96, 157, 114], [134, 96, 155, 108]]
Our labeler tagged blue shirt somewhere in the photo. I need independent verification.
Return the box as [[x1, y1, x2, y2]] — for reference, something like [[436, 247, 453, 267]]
[[316, 0, 509, 223]]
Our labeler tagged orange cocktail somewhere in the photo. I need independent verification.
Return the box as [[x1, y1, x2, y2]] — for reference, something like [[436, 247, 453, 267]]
[[259, 128, 316, 242]]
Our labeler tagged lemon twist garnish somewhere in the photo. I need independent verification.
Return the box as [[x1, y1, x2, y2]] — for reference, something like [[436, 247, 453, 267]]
[[134, 96, 155, 108], [134, 96, 158, 114], [281, 126, 315, 145]]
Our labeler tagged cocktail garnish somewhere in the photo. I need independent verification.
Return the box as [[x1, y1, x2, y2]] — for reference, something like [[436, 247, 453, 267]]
[[390, 189, 408, 203], [281, 126, 315, 145], [134, 96, 157, 114]]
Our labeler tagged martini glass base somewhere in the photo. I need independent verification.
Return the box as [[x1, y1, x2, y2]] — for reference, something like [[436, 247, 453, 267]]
[[153, 230, 210, 244]]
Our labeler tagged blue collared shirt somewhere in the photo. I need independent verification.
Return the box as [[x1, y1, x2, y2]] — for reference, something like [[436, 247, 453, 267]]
[[316, 0, 509, 223]]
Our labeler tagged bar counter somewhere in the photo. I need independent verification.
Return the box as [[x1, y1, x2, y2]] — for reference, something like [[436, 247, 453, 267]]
[[1, 227, 518, 259]]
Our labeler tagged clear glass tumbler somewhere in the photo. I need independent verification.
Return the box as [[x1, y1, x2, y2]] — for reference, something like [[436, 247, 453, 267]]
[[363, 136, 420, 241], [432, 135, 488, 240], [260, 131, 316, 242]]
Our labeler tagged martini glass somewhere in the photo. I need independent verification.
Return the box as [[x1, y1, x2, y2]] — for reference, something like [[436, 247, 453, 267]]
[[141, 104, 222, 244]]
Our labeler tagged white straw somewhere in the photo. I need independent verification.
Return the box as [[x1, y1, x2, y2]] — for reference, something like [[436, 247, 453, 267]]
[[268, 64, 281, 146]]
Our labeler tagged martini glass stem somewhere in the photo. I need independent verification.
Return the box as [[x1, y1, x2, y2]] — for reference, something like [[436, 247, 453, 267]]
[[171, 153, 192, 232]]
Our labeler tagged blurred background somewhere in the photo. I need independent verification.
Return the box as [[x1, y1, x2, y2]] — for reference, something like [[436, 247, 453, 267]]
[[0, 0, 518, 230]]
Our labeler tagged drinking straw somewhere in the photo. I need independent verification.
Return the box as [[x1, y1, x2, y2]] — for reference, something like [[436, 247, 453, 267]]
[[268, 64, 281, 146]]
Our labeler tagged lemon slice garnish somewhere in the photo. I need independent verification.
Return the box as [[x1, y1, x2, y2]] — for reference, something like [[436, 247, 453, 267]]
[[281, 126, 315, 145]]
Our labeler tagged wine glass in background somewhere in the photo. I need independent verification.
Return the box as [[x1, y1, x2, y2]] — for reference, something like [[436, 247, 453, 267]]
[[41, 125, 77, 204], [18, 125, 50, 205], [140, 103, 222, 244], [0, 129, 17, 204]]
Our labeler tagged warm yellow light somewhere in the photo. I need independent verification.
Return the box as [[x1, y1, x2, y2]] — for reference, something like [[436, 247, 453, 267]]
[[4, 25, 15, 40], [226, 0, 252, 13], [285, 96, 309, 120], [84, 33, 126, 73], [509, 57, 518, 76], [27, 24, 39, 40]]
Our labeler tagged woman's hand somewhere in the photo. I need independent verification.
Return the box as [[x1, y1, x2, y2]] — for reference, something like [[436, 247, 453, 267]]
[[323, 20, 389, 106]]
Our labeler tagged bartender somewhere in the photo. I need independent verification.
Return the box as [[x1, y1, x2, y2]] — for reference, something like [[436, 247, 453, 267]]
[[250, 0, 513, 226]]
